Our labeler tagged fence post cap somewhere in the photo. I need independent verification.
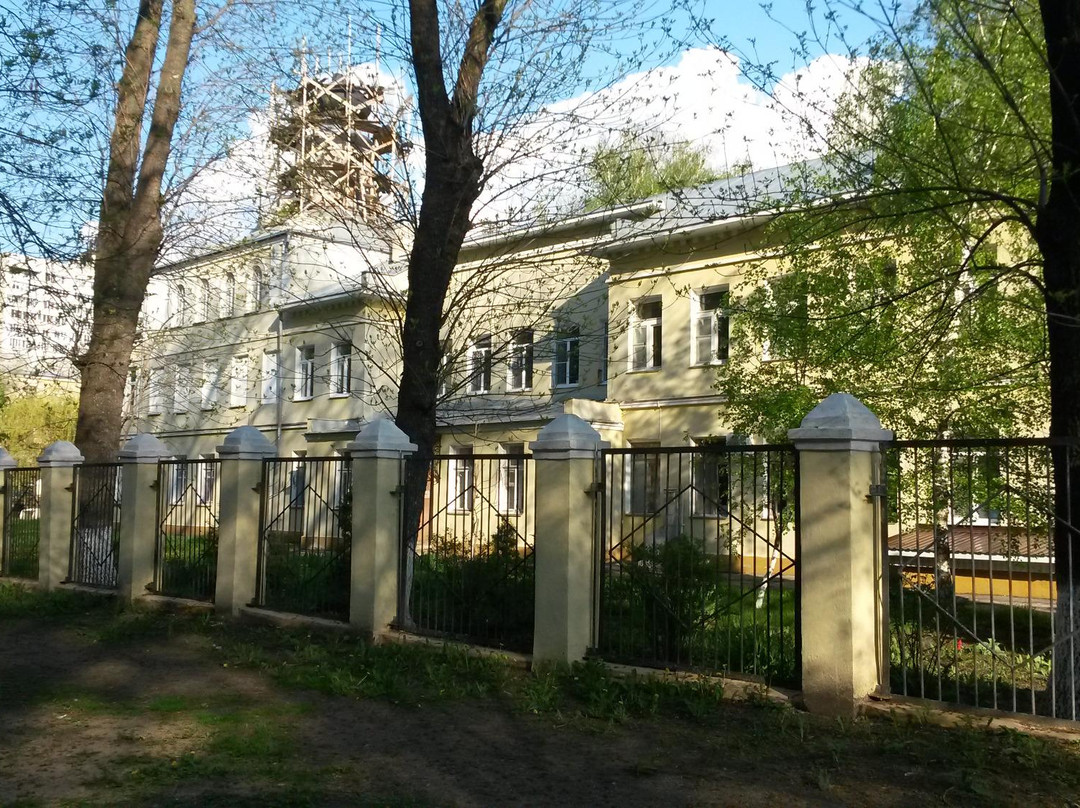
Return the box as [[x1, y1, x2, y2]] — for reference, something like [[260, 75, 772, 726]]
[[217, 426, 276, 459], [38, 440, 84, 467], [345, 416, 417, 458], [530, 413, 608, 458], [118, 433, 173, 463], [0, 447, 16, 469], [788, 393, 893, 451]]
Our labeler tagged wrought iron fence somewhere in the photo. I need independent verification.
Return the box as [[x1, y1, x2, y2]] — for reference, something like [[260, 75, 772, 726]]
[[2, 468, 41, 579], [154, 459, 220, 601], [68, 463, 122, 589], [400, 453, 535, 652], [256, 457, 351, 620], [594, 445, 800, 687], [884, 438, 1080, 720]]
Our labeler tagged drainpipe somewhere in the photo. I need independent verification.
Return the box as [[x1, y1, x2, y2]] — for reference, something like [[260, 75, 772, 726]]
[[274, 232, 290, 446]]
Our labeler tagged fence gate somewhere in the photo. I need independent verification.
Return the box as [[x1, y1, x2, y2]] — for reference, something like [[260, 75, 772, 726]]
[[2, 467, 41, 579], [399, 453, 535, 652], [884, 438, 1080, 720], [593, 444, 800, 687], [255, 457, 351, 620], [69, 463, 123, 589], [154, 459, 221, 601]]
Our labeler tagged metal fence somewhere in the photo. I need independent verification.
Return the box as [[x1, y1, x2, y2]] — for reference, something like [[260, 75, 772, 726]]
[[594, 445, 800, 687], [256, 457, 351, 620], [154, 459, 221, 601], [2, 468, 41, 579], [68, 463, 123, 589], [400, 453, 535, 652], [884, 438, 1080, 719]]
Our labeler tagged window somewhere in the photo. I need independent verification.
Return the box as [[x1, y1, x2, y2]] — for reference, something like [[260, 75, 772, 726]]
[[261, 351, 280, 403], [507, 330, 533, 391], [692, 289, 730, 365], [448, 445, 474, 511], [230, 355, 248, 407], [761, 275, 808, 361], [295, 345, 315, 400], [692, 436, 730, 516], [200, 362, 220, 410], [169, 459, 189, 504], [468, 336, 492, 393], [199, 455, 217, 503], [173, 365, 191, 413], [148, 368, 166, 415], [630, 299, 662, 371], [200, 278, 214, 322], [330, 341, 352, 395], [173, 283, 188, 326], [220, 273, 236, 318], [287, 453, 306, 533], [628, 442, 661, 514], [553, 326, 580, 387], [499, 443, 525, 514]]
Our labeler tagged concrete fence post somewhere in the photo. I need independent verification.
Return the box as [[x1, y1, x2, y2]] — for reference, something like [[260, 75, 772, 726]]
[[36, 441, 83, 591], [0, 447, 18, 572], [116, 433, 173, 602], [215, 426, 276, 616], [788, 392, 893, 716], [345, 417, 416, 637], [530, 413, 608, 665]]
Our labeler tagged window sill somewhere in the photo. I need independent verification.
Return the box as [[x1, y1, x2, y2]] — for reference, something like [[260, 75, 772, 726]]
[[691, 360, 727, 368], [506, 387, 532, 394], [261, 398, 279, 406], [553, 382, 579, 390], [328, 393, 352, 399], [627, 367, 662, 374], [293, 396, 313, 403]]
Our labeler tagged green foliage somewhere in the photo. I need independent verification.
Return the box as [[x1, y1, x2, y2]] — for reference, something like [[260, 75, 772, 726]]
[[583, 130, 717, 210], [599, 536, 798, 684], [718, 0, 1050, 441], [0, 392, 78, 466], [260, 537, 350, 620], [410, 519, 535, 652]]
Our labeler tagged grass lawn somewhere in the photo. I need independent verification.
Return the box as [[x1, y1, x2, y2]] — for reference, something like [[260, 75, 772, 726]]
[[1, 581, 1080, 806]]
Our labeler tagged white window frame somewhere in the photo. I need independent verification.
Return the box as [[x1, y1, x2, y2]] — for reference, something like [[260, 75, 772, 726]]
[[148, 367, 166, 415], [169, 457, 189, 504], [200, 277, 214, 322], [448, 445, 474, 512], [261, 351, 281, 403], [507, 330, 533, 392], [200, 361, 220, 410], [626, 441, 661, 515], [330, 341, 352, 396], [295, 345, 315, 400], [498, 443, 526, 514], [468, 336, 492, 394], [553, 326, 580, 387], [229, 355, 248, 408], [629, 298, 662, 372], [172, 365, 191, 414], [198, 454, 217, 503], [691, 436, 730, 517], [220, 272, 236, 319], [691, 288, 730, 366]]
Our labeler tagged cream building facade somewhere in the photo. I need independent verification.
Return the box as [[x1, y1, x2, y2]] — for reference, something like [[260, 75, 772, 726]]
[[128, 165, 803, 459]]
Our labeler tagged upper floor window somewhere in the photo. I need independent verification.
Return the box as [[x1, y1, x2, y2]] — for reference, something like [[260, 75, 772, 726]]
[[148, 367, 166, 415], [200, 362, 220, 410], [173, 282, 188, 326], [330, 341, 352, 395], [553, 326, 580, 387], [220, 273, 236, 319], [173, 365, 191, 413], [630, 298, 662, 371], [262, 351, 280, 403], [295, 345, 315, 400], [468, 336, 492, 394], [692, 288, 730, 366], [230, 355, 249, 407], [200, 278, 214, 322], [507, 330, 533, 391]]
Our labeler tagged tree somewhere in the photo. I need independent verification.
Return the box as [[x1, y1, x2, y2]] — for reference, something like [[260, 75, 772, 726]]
[[73, 0, 197, 463], [583, 129, 718, 210], [0, 391, 79, 466], [717, 0, 1080, 716]]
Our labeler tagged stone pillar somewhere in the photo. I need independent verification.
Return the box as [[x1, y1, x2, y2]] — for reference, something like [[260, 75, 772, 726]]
[[215, 426, 276, 616], [530, 413, 608, 664], [37, 441, 83, 591], [345, 418, 416, 636], [0, 447, 18, 572], [788, 393, 893, 716], [116, 434, 173, 602]]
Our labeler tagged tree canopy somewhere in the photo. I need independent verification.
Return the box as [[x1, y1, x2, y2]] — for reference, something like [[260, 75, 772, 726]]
[[583, 130, 717, 210]]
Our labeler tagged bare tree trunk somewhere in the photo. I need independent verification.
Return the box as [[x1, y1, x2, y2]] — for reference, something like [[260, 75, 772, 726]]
[[394, 0, 507, 622], [1037, 0, 1080, 719], [74, 0, 196, 463]]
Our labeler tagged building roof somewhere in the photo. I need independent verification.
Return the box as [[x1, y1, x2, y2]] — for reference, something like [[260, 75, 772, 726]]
[[888, 524, 1051, 559]]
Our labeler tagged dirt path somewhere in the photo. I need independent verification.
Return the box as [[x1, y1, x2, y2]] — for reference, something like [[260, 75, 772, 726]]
[[2, 607, 1078, 807]]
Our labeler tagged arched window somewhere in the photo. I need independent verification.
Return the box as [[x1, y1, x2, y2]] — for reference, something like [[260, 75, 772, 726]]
[[221, 272, 236, 318]]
